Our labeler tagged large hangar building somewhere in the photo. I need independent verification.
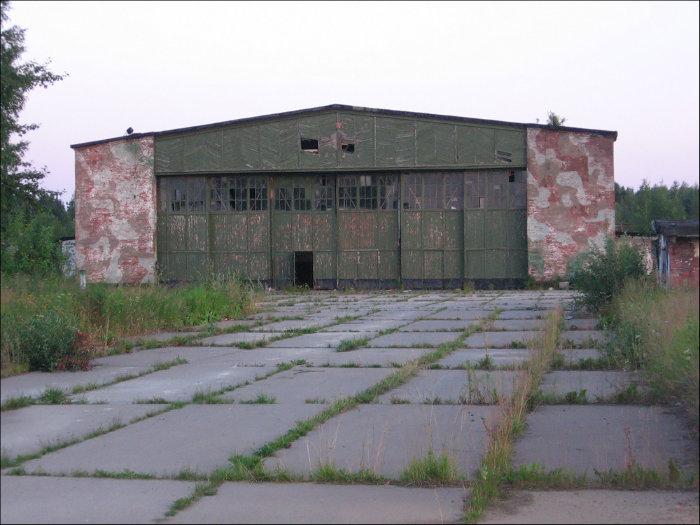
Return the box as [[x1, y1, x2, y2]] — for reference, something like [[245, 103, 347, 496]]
[[72, 104, 616, 288]]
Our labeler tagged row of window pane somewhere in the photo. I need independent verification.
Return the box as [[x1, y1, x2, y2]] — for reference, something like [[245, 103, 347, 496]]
[[403, 173, 464, 210], [160, 172, 523, 213], [338, 175, 398, 210]]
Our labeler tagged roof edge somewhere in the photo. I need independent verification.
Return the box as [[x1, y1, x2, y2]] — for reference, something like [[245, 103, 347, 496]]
[[71, 103, 617, 149]]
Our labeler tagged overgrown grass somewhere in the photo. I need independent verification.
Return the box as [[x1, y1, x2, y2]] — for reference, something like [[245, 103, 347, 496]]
[[336, 337, 369, 352], [605, 280, 699, 427], [1, 274, 257, 376], [464, 306, 562, 523], [399, 450, 459, 486]]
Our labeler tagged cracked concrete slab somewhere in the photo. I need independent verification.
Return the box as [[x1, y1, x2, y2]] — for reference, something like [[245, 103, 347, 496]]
[[320, 319, 410, 333], [377, 370, 520, 404], [463, 331, 540, 348], [198, 332, 284, 346], [514, 405, 698, 475], [267, 332, 378, 349], [540, 371, 645, 401], [264, 404, 499, 479], [0, 476, 194, 524], [399, 320, 478, 332], [221, 367, 394, 404], [479, 490, 700, 524], [1, 404, 157, 458], [437, 349, 532, 368], [368, 331, 462, 348], [560, 330, 606, 347], [165, 482, 467, 524], [72, 361, 275, 404], [22, 404, 326, 477]]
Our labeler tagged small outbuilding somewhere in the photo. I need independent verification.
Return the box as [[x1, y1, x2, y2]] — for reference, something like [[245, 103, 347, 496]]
[[652, 219, 700, 288]]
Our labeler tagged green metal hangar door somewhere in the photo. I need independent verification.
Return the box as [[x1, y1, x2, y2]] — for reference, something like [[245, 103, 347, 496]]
[[154, 105, 528, 289]]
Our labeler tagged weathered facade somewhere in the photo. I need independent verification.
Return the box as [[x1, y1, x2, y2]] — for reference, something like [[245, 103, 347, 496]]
[[72, 105, 617, 288], [652, 220, 699, 288]]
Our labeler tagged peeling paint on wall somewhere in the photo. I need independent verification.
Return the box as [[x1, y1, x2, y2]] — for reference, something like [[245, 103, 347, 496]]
[[526, 128, 615, 280], [75, 136, 156, 284]]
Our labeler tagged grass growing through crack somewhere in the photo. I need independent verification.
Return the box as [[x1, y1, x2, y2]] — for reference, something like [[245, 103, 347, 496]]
[[239, 393, 277, 404], [336, 337, 369, 352], [464, 306, 563, 523], [163, 307, 501, 518], [311, 463, 386, 484], [399, 450, 459, 486]]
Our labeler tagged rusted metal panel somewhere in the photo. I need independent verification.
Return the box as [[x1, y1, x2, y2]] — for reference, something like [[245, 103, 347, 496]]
[[375, 118, 415, 167], [299, 114, 338, 169], [337, 113, 374, 168], [416, 122, 456, 166], [222, 126, 260, 170], [260, 120, 298, 170], [154, 111, 526, 174]]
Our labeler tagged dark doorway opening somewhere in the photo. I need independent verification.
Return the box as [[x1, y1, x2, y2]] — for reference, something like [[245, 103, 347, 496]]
[[294, 251, 314, 288]]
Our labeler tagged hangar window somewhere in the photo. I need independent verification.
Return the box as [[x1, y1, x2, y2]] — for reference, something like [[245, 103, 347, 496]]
[[338, 175, 357, 209], [294, 187, 311, 210], [403, 173, 462, 210], [229, 177, 248, 211], [359, 175, 377, 209], [378, 175, 399, 210], [301, 137, 319, 154], [275, 187, 292, 211], [210, 177, 225, 211], [186, 177, 205, 212], [249, 177, 268, 210], [314, 175, 334, 211]]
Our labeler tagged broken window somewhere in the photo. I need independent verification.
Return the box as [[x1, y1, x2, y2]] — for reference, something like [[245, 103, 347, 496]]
[[275, 187, 292, 211], [229, 177, 248, 211], [301, 137, 319, 154], [403, 173, 463, 210], [314, 175, 334, 211], [186, 177, 205, 212], [378, 175, 399, 210], [358, 175, 377, 209], [338, 175, 357, 209], [249, 177, 268, 211], [341, 142, 355, 153], [293, 187, 311, 211], [444, 173, 464, 210], [403, 173, 422, 209], [210, 177, 225, 211]]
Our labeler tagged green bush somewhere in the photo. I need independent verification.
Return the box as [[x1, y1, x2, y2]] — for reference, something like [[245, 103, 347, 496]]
[[16, 310, 78, 371], [606, 280, 698, 426], [569, 237, 647, 312], [0, 211, 65, 275]]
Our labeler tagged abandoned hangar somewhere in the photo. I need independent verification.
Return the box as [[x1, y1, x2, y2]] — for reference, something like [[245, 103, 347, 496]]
[[72, 104, 617, 289]]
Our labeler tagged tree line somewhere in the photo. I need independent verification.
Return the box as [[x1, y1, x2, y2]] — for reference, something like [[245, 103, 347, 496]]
[[616, 180, 699, 235]]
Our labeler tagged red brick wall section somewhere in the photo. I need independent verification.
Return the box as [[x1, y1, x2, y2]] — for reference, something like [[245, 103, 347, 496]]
[[526, 127, 615, 281], [669, 238, 699, 287], [74, 136, 156, 284]]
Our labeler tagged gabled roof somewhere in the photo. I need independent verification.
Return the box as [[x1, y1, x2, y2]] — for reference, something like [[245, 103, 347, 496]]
[[70, 103, 618, 149], [652, 219, 700, 238]]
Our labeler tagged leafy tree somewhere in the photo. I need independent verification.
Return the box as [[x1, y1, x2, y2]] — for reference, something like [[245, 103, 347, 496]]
[[1, 0, 64, 230], [616, 180, 699, 234]]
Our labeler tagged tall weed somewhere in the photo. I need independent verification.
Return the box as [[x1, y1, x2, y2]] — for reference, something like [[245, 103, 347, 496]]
[[606, 280, 698, 427], [569, 237, 647, 312]]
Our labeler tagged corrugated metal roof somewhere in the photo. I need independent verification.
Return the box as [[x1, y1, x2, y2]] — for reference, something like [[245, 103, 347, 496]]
[[70, 103, 618, 149], [651, 219, 700, 238]]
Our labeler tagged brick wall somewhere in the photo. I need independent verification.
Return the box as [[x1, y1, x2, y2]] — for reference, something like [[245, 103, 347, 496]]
[[74, 136, 156, 283], [526, 127, 615, 281], [669, 237, 699, 287]]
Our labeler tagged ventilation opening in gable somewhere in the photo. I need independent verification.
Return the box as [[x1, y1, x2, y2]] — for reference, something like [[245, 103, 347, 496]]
[[301, 138, 319, 154], [341, 142, 355, 153]]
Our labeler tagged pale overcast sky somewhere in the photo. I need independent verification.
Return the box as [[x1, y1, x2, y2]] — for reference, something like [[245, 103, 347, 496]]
[[7, 0, 700, 201]]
